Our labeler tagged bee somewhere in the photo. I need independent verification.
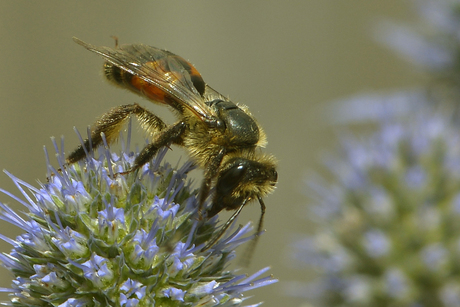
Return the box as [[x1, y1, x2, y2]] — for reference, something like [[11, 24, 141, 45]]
[[68, 37, 278, 253]]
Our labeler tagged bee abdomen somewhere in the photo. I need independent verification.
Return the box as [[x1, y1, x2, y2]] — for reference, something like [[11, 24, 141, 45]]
[[104, 62, 131, 87], [103, 62, 170, 104]]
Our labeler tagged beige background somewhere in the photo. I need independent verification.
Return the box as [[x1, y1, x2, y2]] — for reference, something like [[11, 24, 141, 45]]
[[0, 2, 418, 306]]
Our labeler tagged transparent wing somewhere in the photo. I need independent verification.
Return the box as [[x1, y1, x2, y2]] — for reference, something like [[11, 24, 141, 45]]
[[203, 85, 229, 103], [73, 37, 218, 124]]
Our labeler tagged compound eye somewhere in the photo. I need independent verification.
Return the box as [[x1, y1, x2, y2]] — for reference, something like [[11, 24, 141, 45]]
[[217, 163, 246, 195], [272, 169, 278, 182]]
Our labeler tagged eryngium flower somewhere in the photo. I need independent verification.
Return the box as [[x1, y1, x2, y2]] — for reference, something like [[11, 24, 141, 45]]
[[0, 133, 276, 306], [376, 0, 460, 86], [293, 109, 460, 306]]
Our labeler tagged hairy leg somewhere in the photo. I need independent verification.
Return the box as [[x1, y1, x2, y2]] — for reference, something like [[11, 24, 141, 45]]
[[67, 103, 167, 164]]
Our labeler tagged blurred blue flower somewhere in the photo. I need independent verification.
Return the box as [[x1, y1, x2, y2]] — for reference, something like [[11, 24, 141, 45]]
[[292, 107, 460, 306], [290, 2, 460, 306], [376, 0, 460, 73]]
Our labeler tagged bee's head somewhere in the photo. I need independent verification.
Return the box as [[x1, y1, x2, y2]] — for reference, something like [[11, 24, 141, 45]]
[[207, 155, 277, 217]]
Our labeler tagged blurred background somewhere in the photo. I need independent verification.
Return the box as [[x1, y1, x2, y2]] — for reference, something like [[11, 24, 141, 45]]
[[0, 2, 418, 306]]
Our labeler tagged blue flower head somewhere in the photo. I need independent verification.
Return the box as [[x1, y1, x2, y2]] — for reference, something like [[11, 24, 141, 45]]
[[0, 128, 276, 306], [375, 0, 460, 106], [293, 108, 460, 306], [376, 0, 460, 73], [289, 2, 460, 306]]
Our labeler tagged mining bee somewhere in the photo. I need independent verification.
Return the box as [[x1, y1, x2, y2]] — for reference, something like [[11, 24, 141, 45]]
[[68, 37, 278, 254]]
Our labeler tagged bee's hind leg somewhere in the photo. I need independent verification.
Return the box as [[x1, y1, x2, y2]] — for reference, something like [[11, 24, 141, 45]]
[[66, 103, 167, 164]]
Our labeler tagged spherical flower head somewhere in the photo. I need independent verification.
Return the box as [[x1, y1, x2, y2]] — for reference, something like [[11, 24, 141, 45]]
[[376, 1, 460, 90], [293, 109, 460, 306], [0, 130, 276, 306]]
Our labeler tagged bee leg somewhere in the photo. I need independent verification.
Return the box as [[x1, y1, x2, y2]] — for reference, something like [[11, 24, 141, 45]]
[[240, 197, 266, 266], [201, 199, 247, 251], [120, 120, 187, 174], [198, 148, 226, 219], [67, 103, 166, 164]]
